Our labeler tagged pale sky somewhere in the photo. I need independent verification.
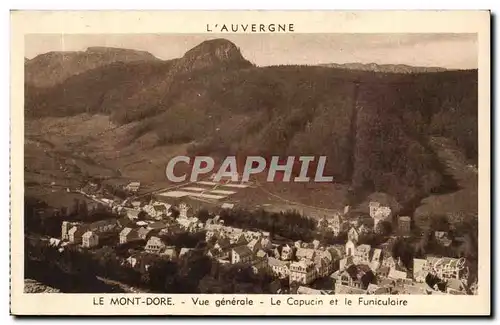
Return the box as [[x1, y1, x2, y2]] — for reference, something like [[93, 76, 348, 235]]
[[25, 33, 478, 69]]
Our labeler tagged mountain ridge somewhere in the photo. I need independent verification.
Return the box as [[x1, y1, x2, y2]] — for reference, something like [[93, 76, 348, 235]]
[[25, 46, 159, 88], [319, 62, 448, 73]]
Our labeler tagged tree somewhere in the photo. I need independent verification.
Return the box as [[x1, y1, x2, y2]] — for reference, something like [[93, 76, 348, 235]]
[[196, 209, 210, 223], [137, 211, 148, 220], [429, 215, 450, 232], [170, 207, 180, 219], [289, 281, 300, 294], [414, 229, 432, 258], [375, 220, 393, 236], [147, 259, 178, 292], [176, 253, 212, 293], [79, 200, 89, 217], [71, 198, 80, 216], [392, 237, 414, 270]]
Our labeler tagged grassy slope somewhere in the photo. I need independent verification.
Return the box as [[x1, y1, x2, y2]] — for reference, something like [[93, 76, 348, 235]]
[[24, 41, 478, 215]]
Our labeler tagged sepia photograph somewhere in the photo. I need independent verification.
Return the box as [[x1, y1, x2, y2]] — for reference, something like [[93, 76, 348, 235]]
[[23, 32, 479, 295], [10, 10, 490, 316]]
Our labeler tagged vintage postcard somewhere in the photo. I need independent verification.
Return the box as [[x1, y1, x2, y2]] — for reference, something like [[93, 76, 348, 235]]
[[10, 11, 490, 316]]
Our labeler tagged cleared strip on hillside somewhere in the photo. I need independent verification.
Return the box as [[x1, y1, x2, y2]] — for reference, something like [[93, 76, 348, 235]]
[[181, 187, 207, 192], [210, 189, 237, 195], [158, 190, 227, 200], [197, 181, 218, 186], [219, 183, 249, 189]]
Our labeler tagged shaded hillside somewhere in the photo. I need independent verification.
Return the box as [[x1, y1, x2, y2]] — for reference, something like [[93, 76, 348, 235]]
[[25, 60, 177, 119], [25, 46, 159, 88], [320, 62, 447, 73], [25, 39, 478, 206]]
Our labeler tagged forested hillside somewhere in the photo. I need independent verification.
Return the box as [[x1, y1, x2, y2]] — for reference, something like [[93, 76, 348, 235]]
[[25, 38, 478, 207]]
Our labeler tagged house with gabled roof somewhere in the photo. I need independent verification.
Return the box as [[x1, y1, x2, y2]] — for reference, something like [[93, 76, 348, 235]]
[[207, 248, 219, 259], [347, 227, 359, 243], [124, 253, 156, 272], [330, 213, 346, 235], [145, 236, 166, 254], [145, 204, 169, 219], [296, 248, 316, 261], [314, 255, 331, 277], [281, 244, 295, 261], [268, 257, 290, 278], [297, 286, 332, 295], [260, 237, 273, 250], [214, 237, 231, 251], [147, 221, 168, 231], [137, 227, 152, 240], [320, 247, 338, 264], [366, 283, 391, 295], [88, 219, 119, 234], [289, 260, 317, 285], [256, 249, 268, 259], [251, 253, 268, 274], [345, 239, 357, 257], [413, 258, 428, 283], [426, 256, 465, 280], [221, 203, 234, 210], [339, 255, 354, 271], [247, 238, 262, 253], [377, 266, 390, 278], [381, 255, 397, 270], [82, 231, 99, 248], [160, 246, 178, 260], [446, 278, 467, 295], [119, 227, 140, 244], [335, 283, 367, 294], [124, 208, 141, 220], [354, 244, 371, 264], [125, 182, 141, 192], [231, 245, 254, 264], [68, 225, 88, 244], [388, 267, 408, 280], [337, 264, 375, 290], [369, 201, 391, 229]]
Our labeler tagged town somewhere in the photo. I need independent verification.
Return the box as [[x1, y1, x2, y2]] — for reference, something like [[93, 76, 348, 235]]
[[26, 172, 477, 296]]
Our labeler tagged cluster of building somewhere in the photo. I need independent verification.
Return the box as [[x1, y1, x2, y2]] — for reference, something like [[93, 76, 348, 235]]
[[317, 203, 411, 237], [330, 225, 470, 295], [61, 219, 119, 248], [203, 218, 343, 285], [60, 199, 201, 247], [54, 184, 474, 296]]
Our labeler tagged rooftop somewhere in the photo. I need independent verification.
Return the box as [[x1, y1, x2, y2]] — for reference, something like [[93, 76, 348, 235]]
[[357, 244, 371, 252], [232, 245, 253, 256], [268, 257, 289, 267], [153, 205, 167, 211]]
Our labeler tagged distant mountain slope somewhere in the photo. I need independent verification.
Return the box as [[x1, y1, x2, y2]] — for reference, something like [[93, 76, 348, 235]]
[[25, 46, 159, 88], [25, 39, 478, 207], [320, 62, 447, 73]]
